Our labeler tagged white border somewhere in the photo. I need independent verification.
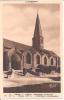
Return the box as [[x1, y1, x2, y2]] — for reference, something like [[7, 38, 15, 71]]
[[0, 0, 63, 99]]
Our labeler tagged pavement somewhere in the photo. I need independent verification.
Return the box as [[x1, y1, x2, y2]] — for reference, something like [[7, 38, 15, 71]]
[[3, 72, 60, 88]]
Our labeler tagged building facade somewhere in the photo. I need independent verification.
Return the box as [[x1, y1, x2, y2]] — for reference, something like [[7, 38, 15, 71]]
[[3, 13, 60, 71]]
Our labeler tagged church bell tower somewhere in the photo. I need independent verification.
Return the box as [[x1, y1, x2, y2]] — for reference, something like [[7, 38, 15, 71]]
[[32, 13, 44, 50]]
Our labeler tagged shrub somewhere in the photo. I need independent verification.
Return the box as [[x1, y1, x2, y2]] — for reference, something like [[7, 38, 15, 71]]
[[49, 66, 57, 72], [23, 68, 27, 75], [35, 65, 51, 74], [56, 67, 60, 73]]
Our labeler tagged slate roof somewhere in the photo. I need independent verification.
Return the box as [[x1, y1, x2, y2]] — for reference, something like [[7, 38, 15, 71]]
[[3, 39, 59, 58], [3, 39, 31, 51], [41, 49, 58, 57]]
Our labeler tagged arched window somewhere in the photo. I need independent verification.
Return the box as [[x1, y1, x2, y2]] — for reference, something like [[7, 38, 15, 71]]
[[36, 55, 40, 64], [51, 58, 54, 65], [26, 53, 31, 64], [44, 56, 47, 65]]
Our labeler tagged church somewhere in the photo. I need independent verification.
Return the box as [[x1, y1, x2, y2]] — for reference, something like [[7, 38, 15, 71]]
[[3, 13, 60, 71]]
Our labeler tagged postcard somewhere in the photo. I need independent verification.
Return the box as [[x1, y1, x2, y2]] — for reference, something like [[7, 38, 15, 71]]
[[0, 0, 63, 99]]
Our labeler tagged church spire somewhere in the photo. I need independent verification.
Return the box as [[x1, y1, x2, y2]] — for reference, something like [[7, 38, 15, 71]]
[[32, 12, 44, 50], [34, 12, 42, 37]]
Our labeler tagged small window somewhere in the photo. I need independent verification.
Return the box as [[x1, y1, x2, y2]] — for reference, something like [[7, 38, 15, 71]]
[[51, 58, 53, 65], [36, 55, 40, 64], [44, 56, 47, 65], [26, 53, 31, 64]]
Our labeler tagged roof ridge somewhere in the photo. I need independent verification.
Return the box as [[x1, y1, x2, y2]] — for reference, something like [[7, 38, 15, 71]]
[[3, 38, 31, 47]]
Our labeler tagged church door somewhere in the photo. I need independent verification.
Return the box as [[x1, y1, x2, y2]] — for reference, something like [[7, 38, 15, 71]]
[[11, 53, 21, 70]]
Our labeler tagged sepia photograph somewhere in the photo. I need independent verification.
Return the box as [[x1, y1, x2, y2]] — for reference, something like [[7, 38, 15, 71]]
[[3, 3, 61, 93]]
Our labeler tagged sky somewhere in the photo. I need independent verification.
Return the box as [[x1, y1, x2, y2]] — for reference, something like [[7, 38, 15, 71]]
[[3, 3, 60, 56]]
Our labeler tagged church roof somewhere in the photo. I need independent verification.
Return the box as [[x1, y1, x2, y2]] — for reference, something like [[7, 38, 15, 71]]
[[3, 39, 59, 58], [3, 39, 31, 51], [29, 47, 58, 57], [40, 49, 58, 57]]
